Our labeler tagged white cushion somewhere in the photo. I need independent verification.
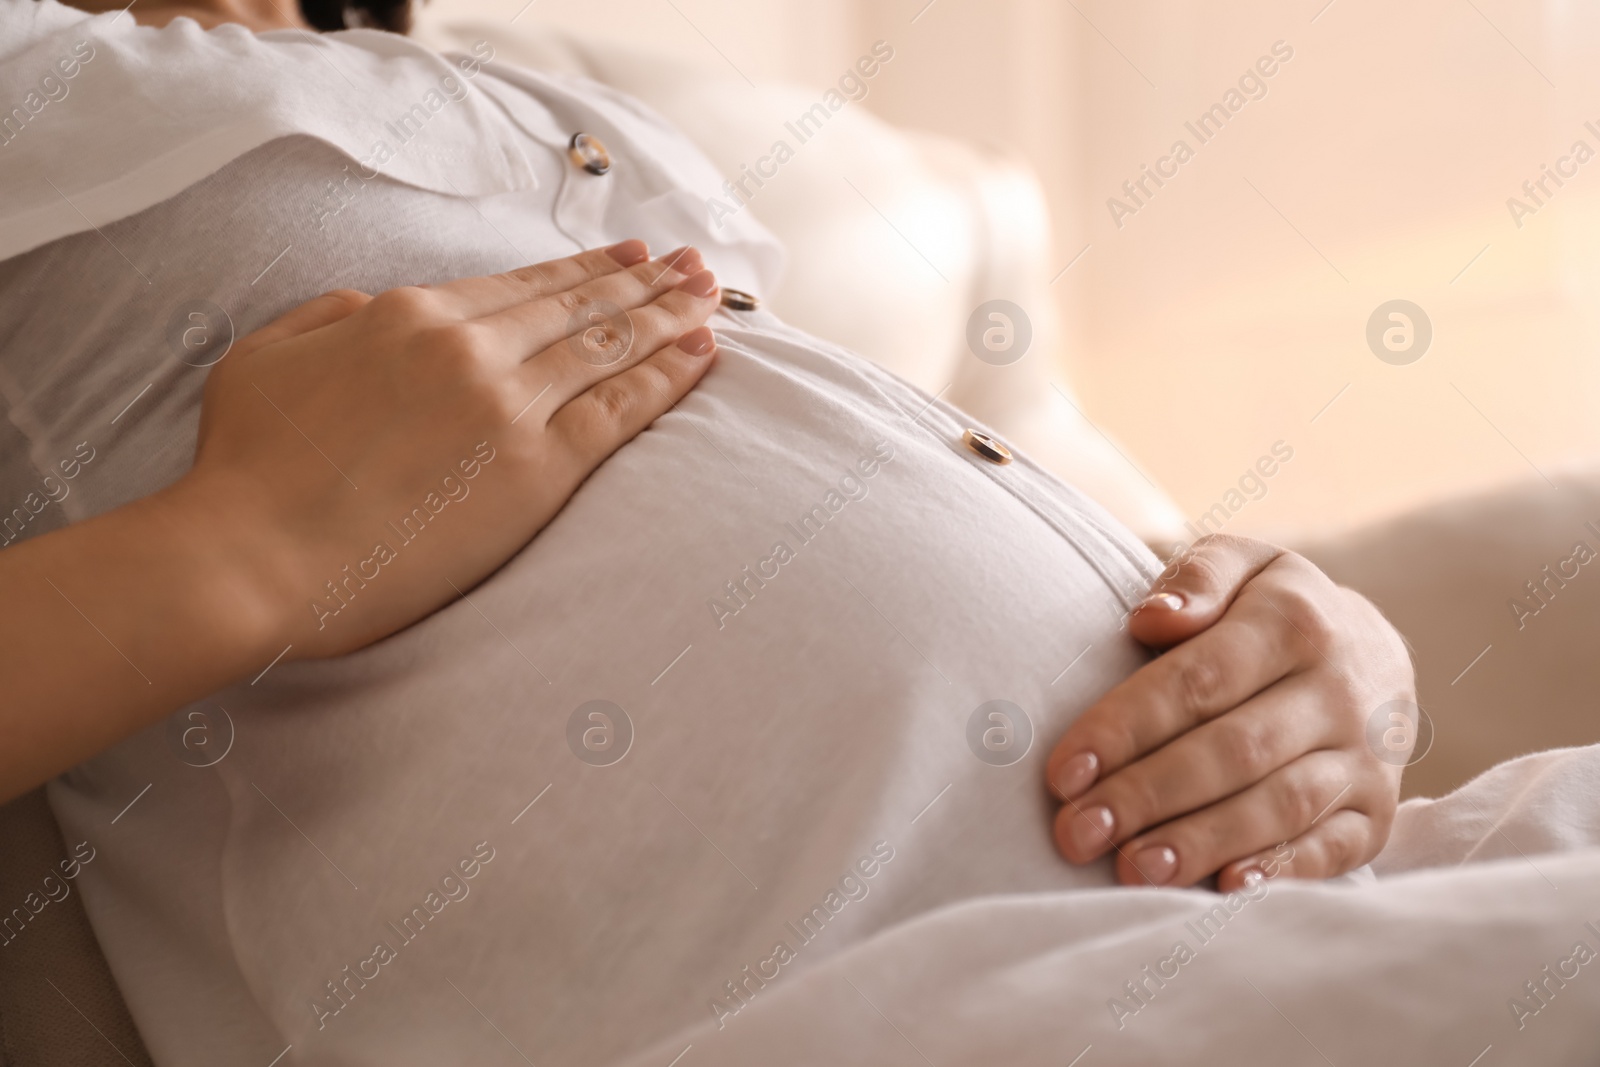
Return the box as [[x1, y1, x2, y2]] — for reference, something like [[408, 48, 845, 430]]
[[412, 17, 1189, 543]]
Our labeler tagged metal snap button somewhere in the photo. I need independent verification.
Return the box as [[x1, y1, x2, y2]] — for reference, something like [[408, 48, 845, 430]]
[[568, 132, 612, 175], [962, 428, 1012, 465], [720, 288, 760, 312]]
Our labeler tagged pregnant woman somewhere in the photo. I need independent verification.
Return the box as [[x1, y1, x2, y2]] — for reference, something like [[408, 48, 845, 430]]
[[7, 0, 1580, 1065]]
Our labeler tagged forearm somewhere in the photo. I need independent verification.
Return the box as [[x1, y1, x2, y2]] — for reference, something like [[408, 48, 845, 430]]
[[0, 475, 279, 802], [0, 240, 716, 803]]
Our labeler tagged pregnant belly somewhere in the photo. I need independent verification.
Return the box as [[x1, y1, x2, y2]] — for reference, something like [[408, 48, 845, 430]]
[[54, 319, 1158, 1067]]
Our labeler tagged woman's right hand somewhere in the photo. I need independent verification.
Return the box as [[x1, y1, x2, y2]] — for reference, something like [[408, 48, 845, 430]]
[[0, 241, 720, 800], [175, 240, 722, 659]]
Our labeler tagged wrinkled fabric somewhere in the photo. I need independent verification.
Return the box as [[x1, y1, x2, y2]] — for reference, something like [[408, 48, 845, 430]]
[[1, 6, 1595, 1066]]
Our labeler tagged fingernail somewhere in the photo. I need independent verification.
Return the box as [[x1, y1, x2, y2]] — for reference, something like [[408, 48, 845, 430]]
[[679, 326, 716, 356], [1070, 806, 1115, 856], [658, 245, 703, 276], [604, 239, 649, 267], [1240, 866, 1266, 887], [676, 269, 718, 298], [1137, 592, 1185, 613], [1132, 845, 1178, 886], [1052, 752, 1099, 800]]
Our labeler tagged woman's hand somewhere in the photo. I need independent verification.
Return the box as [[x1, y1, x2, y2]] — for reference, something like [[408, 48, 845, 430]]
[[1043, 535, 1415, 891], [181, 240, 721, 658], [0, 241, 720, 801]]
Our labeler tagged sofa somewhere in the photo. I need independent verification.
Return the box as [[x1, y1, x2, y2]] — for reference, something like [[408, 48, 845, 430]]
[[2, 18, 1594, 1065]]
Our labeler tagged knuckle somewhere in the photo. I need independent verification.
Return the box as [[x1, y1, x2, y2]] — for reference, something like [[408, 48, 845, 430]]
[[1273, 549, 1317, 577], [369, 284, 438, 322], [502, 263, 554, 290], [634, 361, 675, 404], [587, 379, 636, 427], [1169, 654, 1225, 715], [422, 323, 494, 378], [1171, 545, 1227, 594], [1218, 718, 1274, 778], [1272, 583, 1338, 648], [485, 381, 531, 424], [1083, 703, 1139, 769], [551, 288, 591, 318], [631, 256, 680, 287], [1288, 762, 1346, 830], [318, 288, 372, 314], [629, 259, 663, 284], [1104, 770, 1162, 835], [1318, 828, 1355, 873], [1280, 774, 1321, 829]]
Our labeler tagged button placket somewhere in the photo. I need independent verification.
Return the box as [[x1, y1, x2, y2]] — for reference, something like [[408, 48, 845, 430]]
[[962, 428, 1012, 465]]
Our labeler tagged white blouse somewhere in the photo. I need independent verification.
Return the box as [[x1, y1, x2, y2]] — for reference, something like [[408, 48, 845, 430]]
[[0, 5, 1170, 1066], [6, 7, 1600, 1067]]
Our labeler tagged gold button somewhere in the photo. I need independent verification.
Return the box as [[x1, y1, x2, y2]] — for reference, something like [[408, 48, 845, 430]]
[[568, 132, 611, 175], [720, 288, 760, 312], [962, 428, 1012, 465]]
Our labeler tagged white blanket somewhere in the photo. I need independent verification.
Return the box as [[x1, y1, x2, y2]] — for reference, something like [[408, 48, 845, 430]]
[[5, 7, 1597, 1064], [617, 744, 1600, 1067]]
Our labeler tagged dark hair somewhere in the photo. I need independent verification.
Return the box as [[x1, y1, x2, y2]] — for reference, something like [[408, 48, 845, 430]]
[[298, 0, 412, 32]]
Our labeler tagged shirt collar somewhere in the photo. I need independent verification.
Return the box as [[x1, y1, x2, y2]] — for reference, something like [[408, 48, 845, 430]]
[[0, 0, 539, 262]]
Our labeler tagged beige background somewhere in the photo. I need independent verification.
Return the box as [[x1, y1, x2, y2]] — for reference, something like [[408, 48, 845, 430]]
[[419, 0, 1600, 540]]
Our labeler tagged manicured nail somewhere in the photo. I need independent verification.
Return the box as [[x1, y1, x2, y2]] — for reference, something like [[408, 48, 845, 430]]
[[1070, 806, 1115, 856], [679, 326, 716, 356], [1052, 751, 1099, 800], [604, 239, 649, 266], [1240, 866, 1266, 887], [658, 245, 704, 276], [676, 269, 718, 298], [1137, 592, 1185, 613], [1132, 845, 1178, 886]]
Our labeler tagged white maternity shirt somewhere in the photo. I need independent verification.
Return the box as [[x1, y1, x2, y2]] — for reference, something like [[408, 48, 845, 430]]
[[0, 5, 1162, 1066]]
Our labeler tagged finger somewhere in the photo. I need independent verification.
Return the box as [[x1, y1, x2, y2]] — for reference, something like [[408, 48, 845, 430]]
[[1130, 534, 1284, 649], [426, 240, 657, 319], [1046, 600, 1299, 801], [236, 289, 372, 353], [1104, 751, 1364, 888], [513, 270, 720, 420], [478, 247, 707, 357], [545, 326, 718, 469], [1215, 809, 1374, 892], [1053, 675, 1335, 864]]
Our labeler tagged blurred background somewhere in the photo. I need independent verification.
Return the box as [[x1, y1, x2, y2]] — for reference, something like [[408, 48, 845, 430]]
[[418, 0, 1600, 540], [412, 0, 1600, 795]]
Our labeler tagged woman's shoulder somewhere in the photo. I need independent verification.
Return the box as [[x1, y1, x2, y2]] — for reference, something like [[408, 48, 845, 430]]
[[0, 4, 532, 262]]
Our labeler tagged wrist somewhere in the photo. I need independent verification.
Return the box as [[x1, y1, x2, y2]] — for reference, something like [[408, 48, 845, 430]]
[[144, 469, 305, 669]]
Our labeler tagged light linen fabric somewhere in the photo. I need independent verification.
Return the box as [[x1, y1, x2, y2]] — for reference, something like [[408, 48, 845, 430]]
[[1, 6, 1597, 1067], [14, 133, 1157, 1064], [2, 7, 1156, 1065], [614, 745, 1600, 1067]]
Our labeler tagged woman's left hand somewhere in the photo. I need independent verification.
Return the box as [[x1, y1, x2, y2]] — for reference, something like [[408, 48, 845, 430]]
[[1044, 534, 1416, 891]]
